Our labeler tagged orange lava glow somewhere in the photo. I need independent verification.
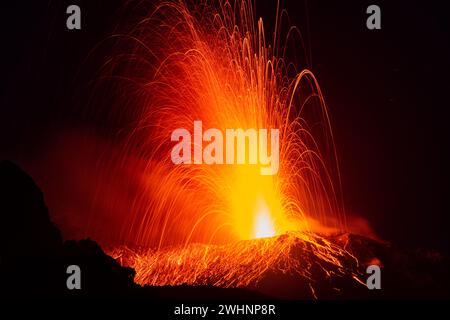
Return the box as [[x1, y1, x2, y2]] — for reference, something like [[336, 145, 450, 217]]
[[93, 0, 356, 292], [108, 231, 363, 298]]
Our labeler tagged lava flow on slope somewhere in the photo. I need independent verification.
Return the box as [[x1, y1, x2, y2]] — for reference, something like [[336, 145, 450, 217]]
[[109, 232, 374, 299]]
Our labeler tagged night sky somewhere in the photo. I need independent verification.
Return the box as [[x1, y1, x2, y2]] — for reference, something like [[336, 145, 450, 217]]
[[1, 0, 449, 252]]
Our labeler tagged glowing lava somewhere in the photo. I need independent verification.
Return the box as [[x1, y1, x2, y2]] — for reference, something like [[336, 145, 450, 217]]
[[255, 212, 275, 239], [254, 198, 276, 239], [108, 231, 365, 299], [91, 0, 354, 295]]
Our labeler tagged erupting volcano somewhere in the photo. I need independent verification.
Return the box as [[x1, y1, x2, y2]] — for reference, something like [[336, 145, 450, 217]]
[[93, 0, 345, 243], [2, 0, 450, 303], [76, 0, 367, 297]]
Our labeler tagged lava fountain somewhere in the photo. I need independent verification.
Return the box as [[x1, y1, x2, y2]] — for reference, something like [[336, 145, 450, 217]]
[[86, 0, 362, 295]]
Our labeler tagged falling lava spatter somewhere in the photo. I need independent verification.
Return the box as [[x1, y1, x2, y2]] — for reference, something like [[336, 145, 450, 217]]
[[92, 0, 364, 296]]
